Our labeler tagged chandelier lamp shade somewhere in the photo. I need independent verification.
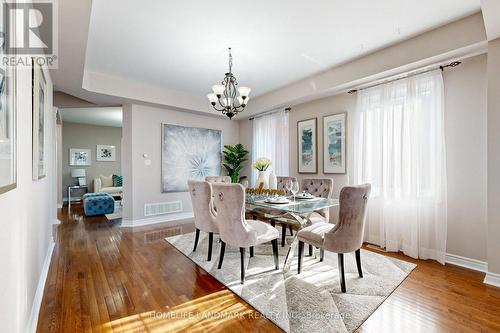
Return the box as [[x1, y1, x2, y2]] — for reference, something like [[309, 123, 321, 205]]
[[207, 48, 251, 119]]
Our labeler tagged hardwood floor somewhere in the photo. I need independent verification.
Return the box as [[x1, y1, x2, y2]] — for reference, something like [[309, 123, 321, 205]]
[[37, 205, 500, 332]]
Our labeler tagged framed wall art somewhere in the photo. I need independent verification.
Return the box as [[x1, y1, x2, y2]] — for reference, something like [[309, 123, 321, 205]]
[[162, 123, 222, 192], [323, 113, 346, 174], [32, 59, 46, 179], [96, 145, 116, 162], [297, 118, 317, 174]]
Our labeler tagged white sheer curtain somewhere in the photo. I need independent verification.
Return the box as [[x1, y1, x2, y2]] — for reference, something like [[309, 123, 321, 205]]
[[252, 110, 289, 185], [352, 70, 447, 264]]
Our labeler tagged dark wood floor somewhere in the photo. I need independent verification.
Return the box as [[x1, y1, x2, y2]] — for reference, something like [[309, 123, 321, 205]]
[[37, 205, 500, 332]]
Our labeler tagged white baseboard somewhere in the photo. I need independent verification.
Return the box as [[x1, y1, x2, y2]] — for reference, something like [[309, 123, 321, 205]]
[[484, 272, 500, 288], [445, 253, 488, 273], [26, 240, 55, 333], [121, 211, 194, 228]]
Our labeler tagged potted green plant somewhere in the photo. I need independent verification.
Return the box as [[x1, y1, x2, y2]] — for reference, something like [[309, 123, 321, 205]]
[[222, 144, 249, 183]]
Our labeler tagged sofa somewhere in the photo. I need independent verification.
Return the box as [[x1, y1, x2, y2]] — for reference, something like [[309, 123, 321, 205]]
[[94, 175, 122, 196]]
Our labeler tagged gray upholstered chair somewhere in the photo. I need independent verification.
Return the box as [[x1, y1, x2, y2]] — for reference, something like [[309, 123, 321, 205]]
[[212, 183, 280, 284], [297, 184, 371, 293], [188, 180, 219, 261], [277, 176, 297, 191], [299, 178, 334, 255], [205, 176, 232, 183]]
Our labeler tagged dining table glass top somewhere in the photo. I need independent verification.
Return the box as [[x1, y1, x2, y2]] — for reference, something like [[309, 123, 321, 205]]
[[245, 195, 339, 214]]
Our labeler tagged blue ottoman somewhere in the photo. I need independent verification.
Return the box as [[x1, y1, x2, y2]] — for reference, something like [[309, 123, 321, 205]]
[[83, 193, 115, 216]]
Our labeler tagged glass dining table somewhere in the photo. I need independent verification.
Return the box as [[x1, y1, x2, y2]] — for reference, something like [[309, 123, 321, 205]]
[[245, 195, 339, 272]]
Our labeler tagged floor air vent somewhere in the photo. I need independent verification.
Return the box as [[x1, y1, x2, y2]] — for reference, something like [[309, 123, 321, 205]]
[[144, 227, 182, 243], [144, 201, 182, 217]]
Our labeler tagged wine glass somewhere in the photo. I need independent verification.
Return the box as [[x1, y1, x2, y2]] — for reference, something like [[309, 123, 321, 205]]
[[285, 179, 292, 197], [290, 180, 299, 202]]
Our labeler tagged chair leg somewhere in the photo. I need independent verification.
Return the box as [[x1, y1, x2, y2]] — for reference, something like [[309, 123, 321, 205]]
[[193, 228, 200, 252], [207, 232, 213, 261], [338, 253, 346, 293], [271, 239, 279, 270], [270, 219, 276, 228], [355, 249, 363, 278], [320, 248, 324, 262], [217, 241, 226, 269], [289, 225, 293, 236], [308, 244, 313, 256], [250, 246, 254, 257], [281, 224, 287, 247], [298, 241, 304, 274], [240, 247, 246, 284]]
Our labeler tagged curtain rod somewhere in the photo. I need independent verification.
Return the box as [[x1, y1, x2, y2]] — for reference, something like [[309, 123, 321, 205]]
[[347, 61, 461, 94], [249, 107, 291, 121]]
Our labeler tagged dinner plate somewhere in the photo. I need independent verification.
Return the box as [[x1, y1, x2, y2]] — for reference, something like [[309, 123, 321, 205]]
[[265, 198, 290, 204]]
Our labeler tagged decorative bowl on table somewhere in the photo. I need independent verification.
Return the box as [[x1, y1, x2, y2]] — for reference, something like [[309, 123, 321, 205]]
[[295, 191, 316, 200]]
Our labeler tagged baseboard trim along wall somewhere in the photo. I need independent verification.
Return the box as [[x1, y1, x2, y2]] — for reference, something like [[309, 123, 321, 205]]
[[445, 253, 488, 273], [484, 272, 500, 288], [121, 211, 194, 228], [26, 240, 55, 333]]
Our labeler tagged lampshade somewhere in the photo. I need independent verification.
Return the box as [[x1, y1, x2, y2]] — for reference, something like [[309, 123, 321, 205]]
[[207, 93, 218, 103], [71, 169, 86, 178], [212, 84, 225, 96], [238, 86, 251, 97]]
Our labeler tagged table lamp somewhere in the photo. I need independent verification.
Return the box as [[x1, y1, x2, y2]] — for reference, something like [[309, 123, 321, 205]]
[[71, 169, 86, 186]]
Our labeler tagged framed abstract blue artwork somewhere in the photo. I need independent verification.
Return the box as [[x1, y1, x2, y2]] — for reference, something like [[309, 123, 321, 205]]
[[297, 118, 317, 174], [323, 113, 346, 174]]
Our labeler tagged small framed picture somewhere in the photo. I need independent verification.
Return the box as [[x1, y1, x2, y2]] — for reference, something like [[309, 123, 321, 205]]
[[96, 145, 116, 162], [69, 148, 91, 166], [297, 118, 317, 174], [323, 113, 347, 174]]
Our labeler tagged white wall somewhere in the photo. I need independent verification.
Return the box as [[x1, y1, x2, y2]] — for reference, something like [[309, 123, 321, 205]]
[[122, 104, 239, 224], [61, 122, 122, 195], [0, 64, 55, 333], [240, 54, 489, 261], [443, 54, 488, 261], [487, 38, 500, 275]]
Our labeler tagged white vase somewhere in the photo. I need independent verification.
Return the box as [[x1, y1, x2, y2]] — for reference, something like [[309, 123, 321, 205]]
[[269, 171, 277, 189], [256, 170, 269, 189]]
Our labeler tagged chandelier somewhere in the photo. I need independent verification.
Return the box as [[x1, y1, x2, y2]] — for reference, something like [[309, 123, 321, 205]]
[[207, 48, 251, 119]]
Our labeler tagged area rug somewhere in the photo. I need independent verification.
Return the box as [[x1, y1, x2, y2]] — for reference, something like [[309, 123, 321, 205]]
[[165, 232, 416, 333]]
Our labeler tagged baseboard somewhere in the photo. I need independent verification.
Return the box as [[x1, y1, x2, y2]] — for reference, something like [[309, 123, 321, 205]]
[[121, 211, 194, 228], [484, 272, 500, 288], [445, 253, 488, 273], [26, 240, 55, 333]]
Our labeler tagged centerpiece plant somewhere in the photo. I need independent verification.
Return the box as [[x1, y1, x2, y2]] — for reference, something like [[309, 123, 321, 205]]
[[222, 144, 249, 183]]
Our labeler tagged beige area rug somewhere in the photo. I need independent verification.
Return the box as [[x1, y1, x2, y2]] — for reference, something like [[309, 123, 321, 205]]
[[165, 232, 416, 333]]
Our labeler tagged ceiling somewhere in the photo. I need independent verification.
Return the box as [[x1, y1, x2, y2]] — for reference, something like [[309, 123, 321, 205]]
[[60, 107, 122, 127], [84, 0, 480, 99]]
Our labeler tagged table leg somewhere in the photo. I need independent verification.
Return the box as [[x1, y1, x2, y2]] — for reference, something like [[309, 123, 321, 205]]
[[282, 212, 312, 274]]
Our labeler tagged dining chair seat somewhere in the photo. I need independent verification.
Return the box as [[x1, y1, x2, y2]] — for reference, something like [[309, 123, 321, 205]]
[[245, 219, 280, 246], [297, 223, 335, 248]]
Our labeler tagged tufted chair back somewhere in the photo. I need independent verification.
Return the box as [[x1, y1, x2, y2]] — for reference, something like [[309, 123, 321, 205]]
[[324, 184, 371, 253], [277, 176, 297, 192], [206, 176, 232, 183], [188, 180, 218, 233], [300, 178, 334, 219], [212, 183, 258, 248]]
